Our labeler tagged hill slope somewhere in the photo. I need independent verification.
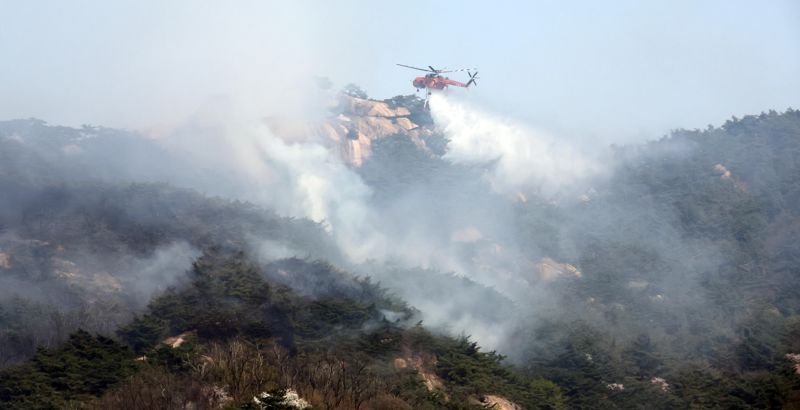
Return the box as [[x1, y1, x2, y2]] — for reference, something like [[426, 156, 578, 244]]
[[1, 102, 800, 408]]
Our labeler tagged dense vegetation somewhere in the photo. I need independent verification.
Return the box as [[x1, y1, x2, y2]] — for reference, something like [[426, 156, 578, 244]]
[[0, 178, 338, 367], [0, 250, 564, 409], [1, 106, 799, 408], [356, 107, 800, 407], [510, 110, 800, 408]]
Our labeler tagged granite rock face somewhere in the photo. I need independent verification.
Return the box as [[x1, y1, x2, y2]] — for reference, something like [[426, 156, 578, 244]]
[[266, 94, 434, 166]]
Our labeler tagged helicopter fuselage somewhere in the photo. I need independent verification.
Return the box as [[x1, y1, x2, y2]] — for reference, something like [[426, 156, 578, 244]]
[[412, 74, 468, 91]]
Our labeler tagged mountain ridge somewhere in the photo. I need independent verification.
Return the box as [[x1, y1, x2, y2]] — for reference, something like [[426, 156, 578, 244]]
[[1, 102, 800, 408]]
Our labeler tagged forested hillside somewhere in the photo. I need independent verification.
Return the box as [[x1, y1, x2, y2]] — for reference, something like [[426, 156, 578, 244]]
[[511, 110, 800, 408], [0, 106, 799, 408]]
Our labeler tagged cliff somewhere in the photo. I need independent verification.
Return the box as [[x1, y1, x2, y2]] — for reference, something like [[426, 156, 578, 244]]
[[266, 94, 435, 166]]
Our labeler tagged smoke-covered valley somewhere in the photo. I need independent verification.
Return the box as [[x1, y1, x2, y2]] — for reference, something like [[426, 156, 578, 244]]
[[2, 87, 800, 407], [0, 90, 612, 352], [2, 1, 799, 407]]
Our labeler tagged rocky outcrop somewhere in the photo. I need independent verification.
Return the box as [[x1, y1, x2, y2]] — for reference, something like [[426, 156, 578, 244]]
[[0, 252, 10, 269], [252, 389, 310, 409], [536, 257, 582, 281], [162, 332, 193, 348], [337, 95, 411, 118], [393, 351, 444, 392], [51, 257, 123, 294], [471, 395, 522, 410], [266, 94, 433, 166], [787, 353, 800, 375]]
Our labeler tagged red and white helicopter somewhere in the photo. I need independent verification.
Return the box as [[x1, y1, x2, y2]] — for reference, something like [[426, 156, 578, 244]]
[[397, 64, 479, 106]]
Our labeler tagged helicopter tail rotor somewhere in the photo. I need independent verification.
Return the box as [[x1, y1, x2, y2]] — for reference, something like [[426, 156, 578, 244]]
[[466, 71, 479, 87]]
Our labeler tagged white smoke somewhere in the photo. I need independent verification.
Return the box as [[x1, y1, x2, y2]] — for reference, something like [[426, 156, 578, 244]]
[[430, 94, 604, 196], [152, 93, 609, 353], [123, 241, 201, 307], [160, 100, 389, 264]]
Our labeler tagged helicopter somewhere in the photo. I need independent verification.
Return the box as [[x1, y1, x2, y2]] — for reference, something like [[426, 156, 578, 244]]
[[396, 64, 479, 106]]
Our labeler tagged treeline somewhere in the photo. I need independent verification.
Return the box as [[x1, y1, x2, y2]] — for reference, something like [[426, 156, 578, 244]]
[[2, 103, 800, 408], [356, 107, 800, 407], [0, 250, 565, 409], [511, 109, 800, 407], [0, 176, 341, 367]]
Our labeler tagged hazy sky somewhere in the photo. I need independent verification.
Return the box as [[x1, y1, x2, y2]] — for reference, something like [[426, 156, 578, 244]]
[[1, 0, 798, 142]]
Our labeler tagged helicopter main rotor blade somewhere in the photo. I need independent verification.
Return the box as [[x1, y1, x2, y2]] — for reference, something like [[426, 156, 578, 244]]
[[397, 64, 435, 73], [438, 67, 477, 73]]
